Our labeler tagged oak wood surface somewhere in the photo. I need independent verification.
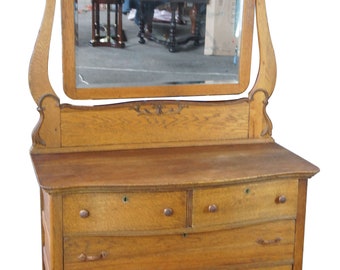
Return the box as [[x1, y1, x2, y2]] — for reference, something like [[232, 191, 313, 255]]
[[60, 99, 250, 148], [41, 191, 63, 270], [31, 97, 275, 153], [32, 143, 319, 192], [294, 179, 308, 269], [63, 220, 295, 270], [63, 191, 187, 233], [192, 179, 298, 227]]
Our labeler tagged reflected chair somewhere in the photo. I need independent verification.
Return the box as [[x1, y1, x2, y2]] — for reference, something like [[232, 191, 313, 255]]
[[138, 0, 208, 52], [90, 0, 126, 48]]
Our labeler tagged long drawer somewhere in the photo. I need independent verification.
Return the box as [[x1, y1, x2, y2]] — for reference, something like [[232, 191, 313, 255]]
[[63, 191, 187, 233], [64, 220, 295, 270]]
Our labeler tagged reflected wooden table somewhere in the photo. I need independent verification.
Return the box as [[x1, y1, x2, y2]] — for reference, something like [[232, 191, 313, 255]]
[[90, 0, 125, 48], [138, 0, 208, 52]]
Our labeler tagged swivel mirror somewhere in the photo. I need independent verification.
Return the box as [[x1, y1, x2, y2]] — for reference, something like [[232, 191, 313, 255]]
[[62, 0, 254, 99]]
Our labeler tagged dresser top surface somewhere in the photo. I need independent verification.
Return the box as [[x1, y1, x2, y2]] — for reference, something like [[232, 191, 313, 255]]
[[31, 143, 319, 192]]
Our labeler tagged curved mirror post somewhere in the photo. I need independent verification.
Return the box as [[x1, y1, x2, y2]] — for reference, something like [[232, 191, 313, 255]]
[[63, 0, 255, 99]]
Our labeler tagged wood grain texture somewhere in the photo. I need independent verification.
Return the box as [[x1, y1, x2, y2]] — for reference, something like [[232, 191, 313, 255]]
[[293, 179, 308, 270], [63, 191, 187, 233], [31, 143, 319, 193], [249, 0, 277, 98], [63, 220, 295, 270], [60, 100, 250, 149], [192, 179, 298, 228], [31, 97, 276, 153], [41, 191, 63, 270], [28, 0, 57, 105]]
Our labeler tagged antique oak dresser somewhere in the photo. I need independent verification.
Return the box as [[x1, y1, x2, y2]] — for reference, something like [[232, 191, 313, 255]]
[[29, 0, 319, 269]]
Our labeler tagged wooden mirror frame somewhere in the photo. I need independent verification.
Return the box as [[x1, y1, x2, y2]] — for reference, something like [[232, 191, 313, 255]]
[[29, 0, 276, 153], [62, 0, 255, 99], [28, 0, 276, 102]]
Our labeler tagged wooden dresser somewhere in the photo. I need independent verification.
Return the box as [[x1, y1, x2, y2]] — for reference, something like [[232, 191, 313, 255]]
[[28, 0, 319, 269], [32, 143, 318, 270]]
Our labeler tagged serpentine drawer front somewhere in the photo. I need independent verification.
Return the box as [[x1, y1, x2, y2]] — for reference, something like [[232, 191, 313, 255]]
[[61, 179, 298, 269], [63, 220, 295, 270], [192, 179, 298, 227], [63, 191, 187, 233], [63, 179, 297, 234]]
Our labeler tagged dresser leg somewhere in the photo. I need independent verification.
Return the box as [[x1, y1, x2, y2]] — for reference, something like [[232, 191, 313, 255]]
[[40, 189, 45, 270], [293, 179, 308, 270], [41, 190, 63, 270]]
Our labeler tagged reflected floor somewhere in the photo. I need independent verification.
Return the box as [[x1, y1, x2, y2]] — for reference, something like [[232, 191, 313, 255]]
[[75, 9, 239, 88]]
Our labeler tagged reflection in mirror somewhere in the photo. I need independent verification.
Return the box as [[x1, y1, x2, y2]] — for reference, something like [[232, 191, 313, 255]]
[[63, 0, 254, 99], [75, 0, 242, 87]]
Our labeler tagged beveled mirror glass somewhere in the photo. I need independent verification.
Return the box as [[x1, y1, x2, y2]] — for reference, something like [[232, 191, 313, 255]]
[[62, 0, 254, 99]]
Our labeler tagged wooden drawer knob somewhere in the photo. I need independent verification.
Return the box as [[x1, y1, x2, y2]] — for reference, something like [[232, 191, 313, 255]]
[[208, 204, 218, 213], [277, 195, 287, 204], [79, 209, 90, 218], [163, 208, 173, 216]]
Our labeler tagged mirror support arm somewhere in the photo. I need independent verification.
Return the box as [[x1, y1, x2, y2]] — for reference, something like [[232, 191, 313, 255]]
[[249, 0, 277, 99], [28, 0, 61, 149], [28, 0, 58, 106], [248, 0, 276, 139]]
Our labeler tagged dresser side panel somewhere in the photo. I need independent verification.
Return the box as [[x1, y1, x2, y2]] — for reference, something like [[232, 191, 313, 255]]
[[293, 179, 308, 270], [41, 191, 63, 270]]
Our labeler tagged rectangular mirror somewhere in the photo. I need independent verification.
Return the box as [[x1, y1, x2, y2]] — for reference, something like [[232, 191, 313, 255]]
[[62, 0, 254, 99]]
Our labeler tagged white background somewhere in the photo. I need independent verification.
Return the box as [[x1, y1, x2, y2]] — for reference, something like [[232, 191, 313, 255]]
[[1, 0, 339, 269]]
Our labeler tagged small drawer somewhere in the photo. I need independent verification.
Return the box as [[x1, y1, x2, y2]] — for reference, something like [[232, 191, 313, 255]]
[[192, 179, 298, 227], [63, 191, 187, 234]]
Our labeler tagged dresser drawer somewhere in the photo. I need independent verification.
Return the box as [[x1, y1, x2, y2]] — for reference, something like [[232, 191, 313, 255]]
[[64, 220, 295, 270], [193, 179, 298, 227], [63, 191, 187, 233]]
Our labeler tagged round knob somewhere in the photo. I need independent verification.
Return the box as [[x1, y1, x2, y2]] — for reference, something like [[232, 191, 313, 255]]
[[163, 208, 173, 216], [278, 195, 287, 204], [208, 204, 218, 213], [79, 209, 90, 218]]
